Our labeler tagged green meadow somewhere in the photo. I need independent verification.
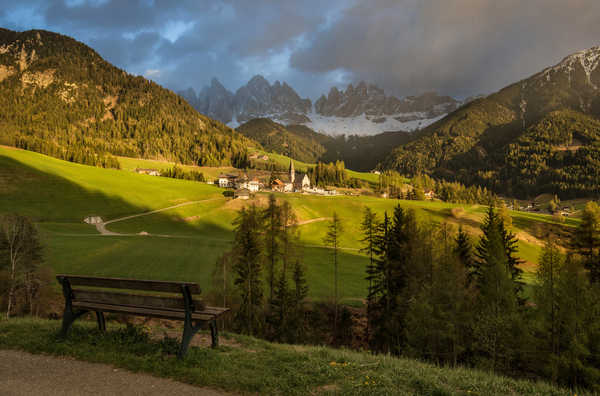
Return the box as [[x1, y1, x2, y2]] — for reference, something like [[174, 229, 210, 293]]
[[0, 146, 579, 303]]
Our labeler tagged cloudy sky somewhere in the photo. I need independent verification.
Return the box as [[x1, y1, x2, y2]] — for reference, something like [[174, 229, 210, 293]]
[[1, 0, 600, 100]]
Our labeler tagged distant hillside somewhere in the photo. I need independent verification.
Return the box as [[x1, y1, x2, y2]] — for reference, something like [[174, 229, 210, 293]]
[[236, 118, 325, 163], [0, 28, 251, 168], [237, 118, 412, 170], [384, 46, 600, 198]]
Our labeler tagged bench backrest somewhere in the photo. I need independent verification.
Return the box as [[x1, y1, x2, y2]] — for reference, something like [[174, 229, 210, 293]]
[[57, 275, 204, 312]]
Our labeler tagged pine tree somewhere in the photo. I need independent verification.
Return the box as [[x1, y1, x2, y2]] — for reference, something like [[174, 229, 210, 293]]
[[263, 194, 282, 305], [405, 223, 475, 366], [269, 200, 300, 341], [360, 207, 379, 341], [476, 205, 524, 298], [455, 226, 475, 282], [534, 238, 565, 382], [231, 205, 264, 336], [369, 205, 416, 354], [290, 258, 309, 342], [554, 255, 600, 389], [324, 211, 343, 341], [473, 221, 524, 373], [571, 201, 600, 283]]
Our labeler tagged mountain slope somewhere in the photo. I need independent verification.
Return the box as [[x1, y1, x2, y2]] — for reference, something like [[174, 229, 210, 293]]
[[0, 28, 251, 167], [236, 118, 413, 170], [236, 118, 325, 163], [384, 46, 600, 198]]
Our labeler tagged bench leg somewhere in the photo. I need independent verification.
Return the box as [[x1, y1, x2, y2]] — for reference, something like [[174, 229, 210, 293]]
[[59, 308, 88, 338], [96, 311, 106, 332], [178, 320, 202, 359], [210, 320, 219, 348]]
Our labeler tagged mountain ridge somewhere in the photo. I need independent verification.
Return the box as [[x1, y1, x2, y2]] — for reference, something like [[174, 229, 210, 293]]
[[180, 76, 460, 135], [383, 45, 600, 198]]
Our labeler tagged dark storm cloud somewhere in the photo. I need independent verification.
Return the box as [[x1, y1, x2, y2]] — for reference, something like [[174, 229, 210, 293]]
[[290, 0, 600, 98], [1, 0, 600, 99]]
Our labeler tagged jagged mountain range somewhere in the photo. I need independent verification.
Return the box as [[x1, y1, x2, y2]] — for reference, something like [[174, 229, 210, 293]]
[[179, 77, 461, 136]]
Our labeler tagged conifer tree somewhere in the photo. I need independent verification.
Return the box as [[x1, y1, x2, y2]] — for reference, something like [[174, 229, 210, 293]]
[[263, 194, 282, 305], [269, 200, 300, 341], [231, 205, 264, 336], [476, 205, 524, 297], [405, 223, 475, 366], [571, 201, 600, 283], [290, 258, 309, 342], [455, 226, 475, 281], [369, 205, 416, 354], [554, 255, 600, 389], [360, 207, 379, 340], [324, 211, 343, 341], [473, 221, 523, 373], [534, 238, 565, 382]]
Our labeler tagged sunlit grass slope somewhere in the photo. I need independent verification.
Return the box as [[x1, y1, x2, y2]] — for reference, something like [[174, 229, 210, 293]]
[[1, 146, 579, 302]]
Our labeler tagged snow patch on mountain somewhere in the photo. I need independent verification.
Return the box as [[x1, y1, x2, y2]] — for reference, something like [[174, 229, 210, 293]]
[[303, 112, 444, 136]]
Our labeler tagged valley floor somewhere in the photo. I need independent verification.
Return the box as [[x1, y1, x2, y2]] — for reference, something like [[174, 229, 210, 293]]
[[0, 146, 581, 302]]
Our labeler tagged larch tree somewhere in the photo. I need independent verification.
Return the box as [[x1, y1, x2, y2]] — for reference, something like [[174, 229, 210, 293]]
[[324, 211, 343, 341]]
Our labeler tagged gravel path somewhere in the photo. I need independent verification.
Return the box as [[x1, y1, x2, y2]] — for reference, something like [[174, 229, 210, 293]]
[[0, 350, 230, 396]]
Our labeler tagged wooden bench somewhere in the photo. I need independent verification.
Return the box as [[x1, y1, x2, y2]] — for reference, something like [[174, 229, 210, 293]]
[[56, 275, 229, 358]]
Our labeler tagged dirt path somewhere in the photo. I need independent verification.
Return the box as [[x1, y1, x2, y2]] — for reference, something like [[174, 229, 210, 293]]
[[0, 349, 230, 396], [95, 198, 224, 236], [296, 217, 331, 226]]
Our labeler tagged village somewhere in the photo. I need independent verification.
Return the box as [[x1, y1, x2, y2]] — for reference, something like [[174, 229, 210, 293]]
[[217, 160, 338, 199]]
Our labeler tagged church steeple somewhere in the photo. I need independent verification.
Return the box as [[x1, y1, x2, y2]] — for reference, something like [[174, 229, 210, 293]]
[[289, 159, 295, 184]]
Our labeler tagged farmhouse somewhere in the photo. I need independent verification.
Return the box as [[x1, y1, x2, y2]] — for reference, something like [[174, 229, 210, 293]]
[[135, 168, 160, 176], [218, 174, 238, 188], [248, 178, 260, 192]]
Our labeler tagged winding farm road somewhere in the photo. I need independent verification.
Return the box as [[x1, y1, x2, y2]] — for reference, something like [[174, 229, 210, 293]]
[[71, 202, 357, 251], [95, 198, 224, 236]]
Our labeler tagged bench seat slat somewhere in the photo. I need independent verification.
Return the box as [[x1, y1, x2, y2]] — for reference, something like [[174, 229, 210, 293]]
[[72, 301, 229, 322], [72, 289, 206, 312], [59, 275, 201, 294]]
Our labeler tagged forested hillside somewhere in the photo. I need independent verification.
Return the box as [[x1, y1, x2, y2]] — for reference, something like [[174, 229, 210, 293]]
[[384, 47, 600, 198], [237, 118, 413, 171], [236, 118, 326, 163], [0, 28, 251, 167]]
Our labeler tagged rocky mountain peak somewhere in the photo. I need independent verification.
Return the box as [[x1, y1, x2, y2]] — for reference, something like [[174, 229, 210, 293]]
[[314, 81, 459, 118]]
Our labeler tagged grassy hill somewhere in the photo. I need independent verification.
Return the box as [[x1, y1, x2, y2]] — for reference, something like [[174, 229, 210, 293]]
[[0, 317, 581, 395], [0, 146, 580, 302]]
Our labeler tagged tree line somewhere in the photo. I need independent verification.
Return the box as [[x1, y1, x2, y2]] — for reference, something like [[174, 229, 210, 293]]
[[360, 202, 600, 391], [211, 195, 309, 343]]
